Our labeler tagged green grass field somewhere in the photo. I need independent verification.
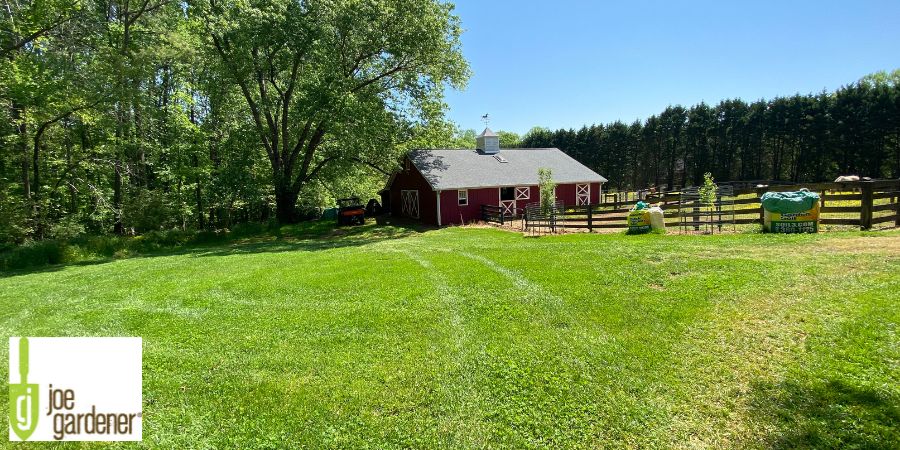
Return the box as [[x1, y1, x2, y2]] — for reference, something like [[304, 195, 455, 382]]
[[2, 223, 898, 448]]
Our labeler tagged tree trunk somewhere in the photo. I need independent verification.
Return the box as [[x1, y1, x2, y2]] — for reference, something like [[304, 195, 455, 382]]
[[32, 132, 41, 199], [275, 187, 298, 224], [133, 75, 146, 188], [113, 160, 124, 235], [66, 131, 77, 213], [14, 103, 30, 200], [194, 172, 204, 229], [666, 144, 675, 189], [189, 99, 205, 229], [31, 137, 44, 238], [894, 133, 900, 178]]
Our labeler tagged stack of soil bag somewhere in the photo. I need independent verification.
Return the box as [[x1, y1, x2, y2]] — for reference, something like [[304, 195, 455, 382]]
[[760, 189, 821, 233]]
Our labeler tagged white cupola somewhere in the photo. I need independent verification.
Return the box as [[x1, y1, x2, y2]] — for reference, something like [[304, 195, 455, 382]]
[[476, 128, 500, 154]]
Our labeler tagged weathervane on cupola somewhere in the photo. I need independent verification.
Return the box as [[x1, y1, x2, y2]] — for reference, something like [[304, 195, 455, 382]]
[[476, 114, 500, 154]]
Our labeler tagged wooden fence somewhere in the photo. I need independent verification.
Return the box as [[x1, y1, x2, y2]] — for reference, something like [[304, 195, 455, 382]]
[[548, 179, 900, 232], [481, 204, 506, 225]]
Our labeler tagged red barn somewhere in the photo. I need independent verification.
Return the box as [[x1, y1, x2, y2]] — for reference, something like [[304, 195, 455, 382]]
[[383, 128, 607, 226]]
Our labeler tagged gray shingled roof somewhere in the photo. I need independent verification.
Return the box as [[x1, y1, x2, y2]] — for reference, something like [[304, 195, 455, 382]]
[[407, 148, 607, 191]]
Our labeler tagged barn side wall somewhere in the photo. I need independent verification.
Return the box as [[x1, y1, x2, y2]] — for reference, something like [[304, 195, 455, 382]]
[[388, 158, 438, 225], [439, 187, 501, 225], [555, 184, 575, 206], [554, 182, 603, 206]]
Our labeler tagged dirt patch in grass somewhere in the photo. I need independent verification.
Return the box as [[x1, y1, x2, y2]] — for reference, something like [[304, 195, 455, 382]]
[[812, 234, 900, 255]]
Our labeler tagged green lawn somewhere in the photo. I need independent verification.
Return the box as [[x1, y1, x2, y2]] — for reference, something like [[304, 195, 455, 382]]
[[2, 223, 898, 448]]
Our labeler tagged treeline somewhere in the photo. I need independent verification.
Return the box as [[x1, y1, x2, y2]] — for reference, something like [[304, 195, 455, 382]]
[[1, 0, 467, 244], [521, 71, 900, 191]]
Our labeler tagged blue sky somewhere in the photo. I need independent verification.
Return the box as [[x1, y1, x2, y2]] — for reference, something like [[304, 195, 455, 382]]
[[444, 0, 900, 135]]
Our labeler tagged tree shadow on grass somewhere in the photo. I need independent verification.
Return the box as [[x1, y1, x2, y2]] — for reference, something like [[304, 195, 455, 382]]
[[0, 217, 434, 279], [190, 219, 427, 258], [750, 378, 899, 449], [0, 258, 116, 279]]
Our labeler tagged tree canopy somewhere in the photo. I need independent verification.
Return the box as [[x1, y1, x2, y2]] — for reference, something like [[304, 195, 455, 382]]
[[196, 0, 468, 221], [1, 0, 469, 242]]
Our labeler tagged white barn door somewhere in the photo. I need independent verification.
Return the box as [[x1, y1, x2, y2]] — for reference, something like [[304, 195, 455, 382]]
[[401, 190, 420, 218]]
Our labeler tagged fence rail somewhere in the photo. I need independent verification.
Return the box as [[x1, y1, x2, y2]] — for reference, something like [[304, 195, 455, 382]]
[[531, 179, 900, 233], [480, 204, 505, 225]]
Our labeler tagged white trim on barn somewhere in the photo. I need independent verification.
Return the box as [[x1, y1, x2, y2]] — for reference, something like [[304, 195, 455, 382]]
[[436, 190, 441, 226]]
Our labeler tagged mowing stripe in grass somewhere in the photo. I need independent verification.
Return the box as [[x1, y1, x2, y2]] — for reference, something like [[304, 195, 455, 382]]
[[389, 244, 490, 448]]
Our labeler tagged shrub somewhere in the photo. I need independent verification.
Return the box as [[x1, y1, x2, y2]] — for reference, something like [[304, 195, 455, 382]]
[[0, 196, 31, 244], [134, 229, 195, 252], [0, 219, 297, 272], [123, 190, 172, 233], [193, 230, 224, 244], [231, 222, 265, 237], [76, 235, 125, 257], [698, 172, 718, 205], [48, 217, 86, 241], [0, 240, 69, 271], [538, 168, 556, 215]]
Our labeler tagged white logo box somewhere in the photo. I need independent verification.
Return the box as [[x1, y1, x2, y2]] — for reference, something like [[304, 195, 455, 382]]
[[9, 337, 142, 442]]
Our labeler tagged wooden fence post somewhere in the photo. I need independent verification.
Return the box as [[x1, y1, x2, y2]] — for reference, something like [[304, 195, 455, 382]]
[[892, 180, 900, 228], [895, 195, 900, 228], [755, 187, 766, 226], [860, 181, 873, 230], [587, 204, 593, 232], [693, 200, 700, 231]]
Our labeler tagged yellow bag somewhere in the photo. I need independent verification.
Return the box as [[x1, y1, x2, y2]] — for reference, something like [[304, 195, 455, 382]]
[[627, 209, 652, 234], [764, 203, 819, 233]]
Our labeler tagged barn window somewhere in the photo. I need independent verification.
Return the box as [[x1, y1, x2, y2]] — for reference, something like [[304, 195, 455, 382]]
[[515, 186, 529, 200], [500, 187, 515, 201], [458, 190, 468, 206]]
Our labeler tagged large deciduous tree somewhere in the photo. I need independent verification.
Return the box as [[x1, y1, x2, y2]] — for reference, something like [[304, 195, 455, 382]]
[[194, 0, 468, 222]]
